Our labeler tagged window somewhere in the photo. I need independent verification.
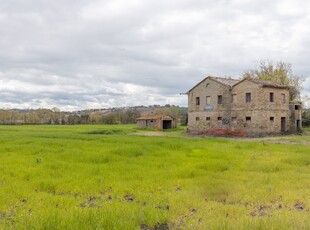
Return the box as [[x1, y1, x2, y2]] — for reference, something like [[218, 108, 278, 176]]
[[195, 97, 200, 105], [218, 95, 222, 104], [196, 117, 200, 121], [206, 117, 210, 121], [206, 96, 211, 105], [246, 117, 251, 121], [281, 93, 286, 103], [232, 94, 237, 103], [270, 117, 274, 122], [245, 93, 251, 103], [295, 105, 300, 110], [218, 117, 222, 121], [270, 92, 274, 102]]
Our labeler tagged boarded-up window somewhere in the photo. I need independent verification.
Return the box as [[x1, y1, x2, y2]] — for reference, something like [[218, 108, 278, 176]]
[[206, 96, 211, 105], [195, 97, 200, 105], [232, 94, 237, 103], [270, 92, 274, 102], [218, 95, 222, 104], [245, 93, 251, 103], [281, 93, 286, 103]]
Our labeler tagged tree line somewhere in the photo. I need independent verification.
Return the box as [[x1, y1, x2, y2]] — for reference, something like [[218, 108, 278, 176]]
[[0, 108, 140, 125], [0, 106, 188, 125]]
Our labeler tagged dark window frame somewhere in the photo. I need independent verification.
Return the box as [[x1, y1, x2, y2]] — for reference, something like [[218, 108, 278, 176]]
[[270, 92, 274, 102], [245, 93, 251, 103], [195, 97, 200, 105], [217, 95, 223, 104]]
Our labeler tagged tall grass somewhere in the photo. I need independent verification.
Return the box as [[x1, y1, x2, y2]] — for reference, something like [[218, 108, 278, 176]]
[[0, 125, 309, 229]]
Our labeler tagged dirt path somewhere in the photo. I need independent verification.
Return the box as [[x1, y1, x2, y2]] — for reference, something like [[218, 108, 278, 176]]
[[130, 130, 310, 146]]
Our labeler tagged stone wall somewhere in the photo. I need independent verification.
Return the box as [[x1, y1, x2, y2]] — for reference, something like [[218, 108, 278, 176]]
[[137, 116, 176, 130], [231, 80, 290, 134], [188, 78, 232, 131], [188, 78, 294, 136], [289, 104, 302, 132]]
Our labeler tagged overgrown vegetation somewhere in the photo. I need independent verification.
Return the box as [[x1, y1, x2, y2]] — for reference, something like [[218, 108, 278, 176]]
[[0, 125, 309, 229], [0, 105, 187, 125], [302, 109, 310, 127], [243, 61, 304, 100]]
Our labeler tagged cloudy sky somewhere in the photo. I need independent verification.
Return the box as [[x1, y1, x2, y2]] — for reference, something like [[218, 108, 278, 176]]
[[1, 0, 310, 110]]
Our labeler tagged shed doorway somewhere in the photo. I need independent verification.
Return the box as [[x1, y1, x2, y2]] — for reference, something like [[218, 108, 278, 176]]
[[163, 120, 172, 129]]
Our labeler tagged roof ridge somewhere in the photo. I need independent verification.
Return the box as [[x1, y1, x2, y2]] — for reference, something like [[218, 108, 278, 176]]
[[235, 78, 290, 89], [187, 76, 240, 93], [136, 114, 173, 120]]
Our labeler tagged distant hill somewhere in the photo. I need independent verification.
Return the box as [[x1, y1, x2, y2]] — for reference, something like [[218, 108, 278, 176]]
[[0, 105, 188, 125]]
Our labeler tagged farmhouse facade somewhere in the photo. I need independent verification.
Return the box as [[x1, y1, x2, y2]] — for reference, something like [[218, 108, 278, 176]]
[[187, 76, 302, 136], [136, 114, 176, 130]]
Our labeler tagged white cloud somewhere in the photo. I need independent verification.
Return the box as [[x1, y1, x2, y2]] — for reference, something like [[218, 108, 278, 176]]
[[0, 0, 309, 110]]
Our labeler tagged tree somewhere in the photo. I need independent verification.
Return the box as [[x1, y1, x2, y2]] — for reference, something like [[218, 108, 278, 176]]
[[302, 95, 310, 109], [153, 106, 180, 120], [302, 109, 310, 127], [242, 61, 304, 101]]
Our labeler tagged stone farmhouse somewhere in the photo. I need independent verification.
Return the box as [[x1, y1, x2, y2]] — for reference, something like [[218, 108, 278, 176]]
[[187, 76, 302, 136]]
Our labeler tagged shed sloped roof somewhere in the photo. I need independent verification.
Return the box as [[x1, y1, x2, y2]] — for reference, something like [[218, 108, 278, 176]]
[[136, 114, 173, 120]]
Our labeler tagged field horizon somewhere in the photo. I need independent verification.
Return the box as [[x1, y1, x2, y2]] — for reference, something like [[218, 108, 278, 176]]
[[0, 124, 309, 229]]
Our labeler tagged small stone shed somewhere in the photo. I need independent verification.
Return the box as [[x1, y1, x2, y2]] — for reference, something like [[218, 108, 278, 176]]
[[136, 114, 176, 130]]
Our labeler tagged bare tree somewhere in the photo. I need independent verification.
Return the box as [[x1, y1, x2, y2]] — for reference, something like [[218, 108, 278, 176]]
[[154, 106, 179, 119], [243, 61, 304, 101]]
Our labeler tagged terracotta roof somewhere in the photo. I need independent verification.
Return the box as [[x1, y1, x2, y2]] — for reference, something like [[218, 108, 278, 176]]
[[187, 76, 239, 93], [136, 114, 173, 120], [187, 76, 290, 93], [209, 76, 240, 87], [245, 79, 289, 88]]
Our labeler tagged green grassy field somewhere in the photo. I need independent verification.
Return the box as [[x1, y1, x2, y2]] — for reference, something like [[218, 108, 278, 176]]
[[0, 125, 309, 229]]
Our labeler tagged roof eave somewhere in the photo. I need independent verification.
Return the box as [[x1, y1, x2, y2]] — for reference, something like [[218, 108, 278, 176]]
[[187, 76, 235, 93], [261, 85, 290, 89]]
